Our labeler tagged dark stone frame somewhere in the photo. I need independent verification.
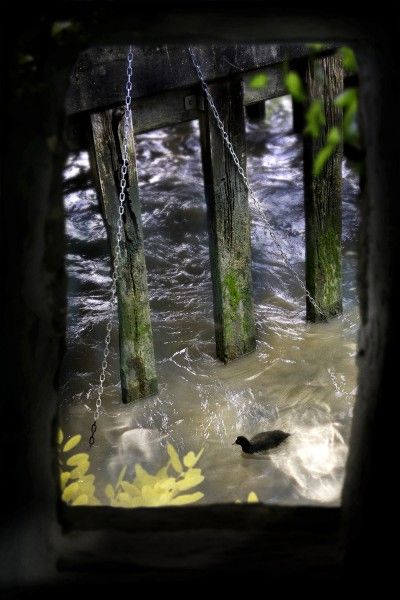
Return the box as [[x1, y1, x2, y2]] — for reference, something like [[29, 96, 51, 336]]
[[1, 3, 398, 591]]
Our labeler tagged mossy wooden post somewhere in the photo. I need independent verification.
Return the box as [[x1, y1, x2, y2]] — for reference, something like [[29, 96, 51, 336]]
[[199, 78, 256, 362], [89, 108, 158, 401], [303, 54, 343, 321]]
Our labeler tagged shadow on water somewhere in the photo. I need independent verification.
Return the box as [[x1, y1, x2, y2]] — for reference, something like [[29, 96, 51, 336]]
[[59, 96, 359, 506]]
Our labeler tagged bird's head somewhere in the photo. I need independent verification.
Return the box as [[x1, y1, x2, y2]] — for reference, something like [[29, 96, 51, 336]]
[[233, 436, 250, 451]]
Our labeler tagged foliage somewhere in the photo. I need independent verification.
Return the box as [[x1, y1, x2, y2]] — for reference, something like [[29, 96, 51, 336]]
[[335, 87, 359, 147], [304, 100, 325, 139], [249, 72, 269, 89], [284, 45, 360, 176], [306, 43, 327, 53], [339, 46, 358, 72], [235, 491, 259, 503], [284, 71, 306, 102], [58, 431, 206, 508], [313, 127, 341, 177], [105, 444, 205, 508], [58, 429, 101, 506]]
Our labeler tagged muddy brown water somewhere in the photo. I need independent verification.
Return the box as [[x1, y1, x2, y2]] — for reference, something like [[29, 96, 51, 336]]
[[59, 96, 359, 506]]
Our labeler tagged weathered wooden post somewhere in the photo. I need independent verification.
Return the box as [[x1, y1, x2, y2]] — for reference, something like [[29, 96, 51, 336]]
[[303, 54, 343, 321], [199, 78, 256, 362], [292, 97, 304, 134], [246, 101, 266, 121], [89, 108, 158, 401]]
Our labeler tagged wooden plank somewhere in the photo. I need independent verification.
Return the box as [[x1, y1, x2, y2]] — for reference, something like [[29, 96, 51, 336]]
[[200, 78, 256, 363], [303, 54, 344, 321], [89, 109, 158, 401], [243, 62, 286, 105], [66, 44, 309, 115], [132, 63, 286, 134]]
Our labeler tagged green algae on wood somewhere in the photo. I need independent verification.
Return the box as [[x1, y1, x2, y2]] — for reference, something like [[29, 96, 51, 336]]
[[303, 54, 344, 321], [90, 108, 157, 401], [200, 78, 256, 362]]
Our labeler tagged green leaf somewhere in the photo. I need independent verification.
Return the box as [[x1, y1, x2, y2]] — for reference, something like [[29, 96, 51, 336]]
[[313, 144, 334, 177], [63, 434, 81, 453], [335, 88, 357, 108], [304, 100, 325, 138], [284, 71, 306, 103], [327, 126, 342, 146], [340, 46, 358, 72], [249, 72, 269, 89], [306, 43, 326, 53], [51, 21, 73, 37]]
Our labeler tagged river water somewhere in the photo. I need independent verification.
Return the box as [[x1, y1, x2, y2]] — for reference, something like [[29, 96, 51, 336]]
[[59, 95, 359, 506]]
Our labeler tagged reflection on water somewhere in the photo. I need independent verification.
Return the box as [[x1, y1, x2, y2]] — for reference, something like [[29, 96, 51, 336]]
[[60, 96, 359, 506]]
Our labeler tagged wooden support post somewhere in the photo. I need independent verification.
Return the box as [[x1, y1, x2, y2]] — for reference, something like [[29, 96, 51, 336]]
[[200, 78, 256, 362], [292, 97, 304, 134], [303, 54, 343, 321], [246, 101, 266, 121], [89, 109, 158, 401]]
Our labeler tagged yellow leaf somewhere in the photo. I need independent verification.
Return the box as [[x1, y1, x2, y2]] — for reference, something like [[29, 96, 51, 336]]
[[69, 463, 90, 479], [72, 494, 89, 506], [141, 484, 159, 505], [169, 492, 204, 505], [79, 474, 95, 485], [63, 435, 82, 453], [60, 471, 70, 491], [154, 490, 175, 506], [155, 466, 168, 480], [134, 464, 155, 489], [247, 492, 259, 503], [75, 480, 95, 497], [129, 496, 146, 508], [154, 478, 176, 492], [167, 443, 183, 473], [66, 453, 89, 466], [176, 471, 204, 492], [116, 465, 128, 490], [120, 481, 141, 497], [115, 492, 133, 508], [183, 448, 204, 468], [88, 497, 101, 506], [57, 429, 64, 445], [105, 484, 115, 499], [62, 481, 79, 503]]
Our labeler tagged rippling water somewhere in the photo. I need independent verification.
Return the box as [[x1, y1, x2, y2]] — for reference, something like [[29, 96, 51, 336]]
[[60, 96, 359, 506]]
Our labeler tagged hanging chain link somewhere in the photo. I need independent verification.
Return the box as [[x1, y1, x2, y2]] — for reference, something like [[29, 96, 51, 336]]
[[89, 46, 134, 449], [188, 47, 326, 319]]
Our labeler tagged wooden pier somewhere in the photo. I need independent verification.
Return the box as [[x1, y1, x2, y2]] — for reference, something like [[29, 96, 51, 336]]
[[66, 44, 344, 402]]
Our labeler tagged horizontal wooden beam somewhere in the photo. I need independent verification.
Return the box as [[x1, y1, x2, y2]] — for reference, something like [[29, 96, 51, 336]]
[[131, 63, 286, 134], [66, 44, 310, 116], [58, 505, 341, 582]]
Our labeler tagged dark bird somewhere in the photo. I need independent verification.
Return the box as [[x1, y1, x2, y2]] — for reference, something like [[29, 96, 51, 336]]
[[233, 430, 291, 454]]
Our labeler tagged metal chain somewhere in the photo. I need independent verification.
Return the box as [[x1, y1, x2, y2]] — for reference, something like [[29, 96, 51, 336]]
[[188, 46, 326, 319], [89, 46, 134, 448]]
